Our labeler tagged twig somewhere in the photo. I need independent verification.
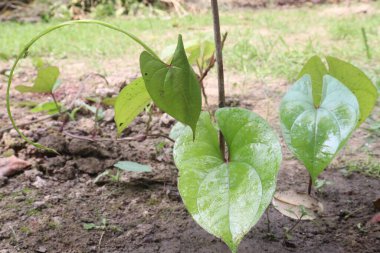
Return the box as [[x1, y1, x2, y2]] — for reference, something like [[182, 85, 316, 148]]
[[0, 113, 61, 134], [80, 72, 110, 86], [97, 231, 105, 253], [8, 225, 18, 243], [211, 0, 226, 160], [50, 92, 62, 114], [344, 206, 366, 220], [361, 27, 371, 60], [63, 131, 175, 143], [198, 32, 227, 108], [199, 32, 228, 84]]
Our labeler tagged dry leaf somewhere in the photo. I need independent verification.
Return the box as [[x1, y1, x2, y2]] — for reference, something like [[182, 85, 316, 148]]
[[272, 190, 324, 220], [0, 156, 31, 177]]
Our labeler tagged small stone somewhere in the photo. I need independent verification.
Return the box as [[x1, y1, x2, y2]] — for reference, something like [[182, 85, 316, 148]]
[[9, 129, 18, 137], [14, 196, 26, 202], [159, 113, 174, 127], [103, 109, 115, 122], [35, 246, 47, 253], [32, 176, 47, 189], [76, 118, 95, 133], [33, 200, 47, 210]]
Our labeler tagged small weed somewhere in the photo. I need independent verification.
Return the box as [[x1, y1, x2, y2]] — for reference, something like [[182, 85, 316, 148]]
[[314, 179, 332, 192], [27, 208, 42, 217], [83, 217, 121, 232], [346, 159, 380, 178], [19, 226, 31, 235]]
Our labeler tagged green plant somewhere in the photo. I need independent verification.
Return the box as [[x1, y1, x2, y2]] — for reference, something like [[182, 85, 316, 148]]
[[280, 56, 378, 194], [173, 108, 281, 252]]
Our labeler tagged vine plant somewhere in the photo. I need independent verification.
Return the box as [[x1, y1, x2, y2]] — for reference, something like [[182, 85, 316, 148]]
[[280, 56, 378, 194], [9, 0, 378, 252], [6, 0, 282, 252]]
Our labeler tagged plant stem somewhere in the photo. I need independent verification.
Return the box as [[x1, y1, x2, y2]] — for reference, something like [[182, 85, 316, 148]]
[[50, 92, 61, 114], [308, 176, 312, 195], [6, 20, 158, 153], [266, 206, 271, 233], [211, 0, 226, 159], [361, 27, 371, 60]]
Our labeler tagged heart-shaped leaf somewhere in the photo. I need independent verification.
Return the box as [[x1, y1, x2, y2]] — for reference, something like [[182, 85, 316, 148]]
[[280, 75, 360, 183], [114, 78, 151, 134], [174, 108, 282, 252], [140, 35, 202, 135], [15, 66, 60, 93]]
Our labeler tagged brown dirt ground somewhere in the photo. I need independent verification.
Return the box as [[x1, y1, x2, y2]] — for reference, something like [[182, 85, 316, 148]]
[[0, 57, 379, 253]]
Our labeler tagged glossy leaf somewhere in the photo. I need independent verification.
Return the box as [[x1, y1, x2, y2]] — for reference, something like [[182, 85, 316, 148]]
[[280, 75, 360, 183], [169, 121, 187, 141], [298, 56, 378, 127], [15, 66, 60, 93], [174, 108, 282, 252], [297, 56, 328, 107], [326, 56, 378, 126], [114, 161, 152, 173], [140, 35, 202, 135], [114, 78, 151, 134]]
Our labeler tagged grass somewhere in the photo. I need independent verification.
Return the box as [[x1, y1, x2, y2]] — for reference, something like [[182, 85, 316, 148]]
[[1, 3, 380, 82]]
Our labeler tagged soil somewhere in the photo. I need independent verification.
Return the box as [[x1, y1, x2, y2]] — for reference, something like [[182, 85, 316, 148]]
[[0, 56, 379, 253]]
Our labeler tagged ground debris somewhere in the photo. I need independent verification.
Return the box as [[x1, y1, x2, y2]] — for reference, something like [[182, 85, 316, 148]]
[[0, 155, 31, 177]]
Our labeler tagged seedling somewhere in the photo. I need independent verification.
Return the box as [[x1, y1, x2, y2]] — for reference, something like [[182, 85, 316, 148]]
[[280, 56, 378, 194], [283, 205, 308, 242]]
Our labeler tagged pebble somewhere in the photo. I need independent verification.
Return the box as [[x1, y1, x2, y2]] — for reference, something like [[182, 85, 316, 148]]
[[32, 176, 48, 189], [33, 200, 47, 210]]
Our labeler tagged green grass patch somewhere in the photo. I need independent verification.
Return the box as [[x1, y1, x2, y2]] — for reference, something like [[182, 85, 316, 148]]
[[1, 3, 379, 81]]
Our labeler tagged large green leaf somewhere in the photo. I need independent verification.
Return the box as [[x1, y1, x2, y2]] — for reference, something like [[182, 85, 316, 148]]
[[280, 75, 360, 183], [174, 108, 282, 252], [15, 66, 60, 93], [326, 56, 378, 126], [114, 78, 151, 134], [140, 35, 202, 135]]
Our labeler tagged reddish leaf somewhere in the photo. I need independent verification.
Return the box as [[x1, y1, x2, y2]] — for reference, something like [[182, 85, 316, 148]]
[[0, 156, 31, 177]]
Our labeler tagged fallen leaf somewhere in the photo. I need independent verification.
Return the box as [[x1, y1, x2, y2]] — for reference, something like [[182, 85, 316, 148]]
[[272, 190, 324, 220], [0, 156, 31, 177]]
